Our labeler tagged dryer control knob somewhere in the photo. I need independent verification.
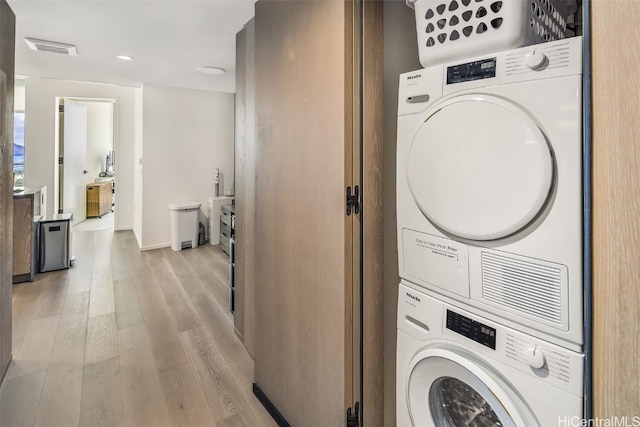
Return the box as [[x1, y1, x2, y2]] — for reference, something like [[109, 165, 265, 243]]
[[523, 346, 547, 369], [525, 50, 547, 70]]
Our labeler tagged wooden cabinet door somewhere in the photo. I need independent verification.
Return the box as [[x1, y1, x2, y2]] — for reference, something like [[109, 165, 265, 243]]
[[253, 1, 365, 425], [0, 0, 15, 381], [592, 0, 640, 418]]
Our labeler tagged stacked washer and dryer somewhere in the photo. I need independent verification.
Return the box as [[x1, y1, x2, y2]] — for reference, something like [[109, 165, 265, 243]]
[[396, 0, 585, 426]]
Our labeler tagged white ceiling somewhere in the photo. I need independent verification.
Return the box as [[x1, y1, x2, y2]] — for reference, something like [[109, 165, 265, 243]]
[[7, 0, 256, 93]]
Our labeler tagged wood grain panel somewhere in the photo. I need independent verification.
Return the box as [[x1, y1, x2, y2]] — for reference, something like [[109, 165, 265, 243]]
[[12, 197, 32, 276], [234, 22, 247, 342], [243, 17, 257, 359], [0, 0, 15, 381], [254, 1, 352, 425], [592, 0, 640, 417], [361, 1, 384, 424]]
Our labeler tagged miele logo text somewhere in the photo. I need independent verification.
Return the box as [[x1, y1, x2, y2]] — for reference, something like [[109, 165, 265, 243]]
[[407, 74, 421, 80], [406, 293, 421, 303]]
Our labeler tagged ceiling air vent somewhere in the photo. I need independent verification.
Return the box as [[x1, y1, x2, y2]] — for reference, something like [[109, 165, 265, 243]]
[[25, 37, 78, 56]]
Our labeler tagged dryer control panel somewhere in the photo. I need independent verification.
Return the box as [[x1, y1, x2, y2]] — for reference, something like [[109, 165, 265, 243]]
[[446, 58, 497, 85]]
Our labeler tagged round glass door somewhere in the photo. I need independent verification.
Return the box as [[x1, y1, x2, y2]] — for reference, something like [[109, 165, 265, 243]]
[[430, 376, 503, 427], [406, 94, 554, 241], [407, 351, 535, 427]]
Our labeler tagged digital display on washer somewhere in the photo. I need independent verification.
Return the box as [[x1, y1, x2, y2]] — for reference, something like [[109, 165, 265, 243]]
[[446, 58, 497, 85], [446, 310, 497, 350]]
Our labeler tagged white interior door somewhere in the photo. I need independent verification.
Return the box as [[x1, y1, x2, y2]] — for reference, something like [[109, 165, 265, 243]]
[[62, 99, 88, 223]]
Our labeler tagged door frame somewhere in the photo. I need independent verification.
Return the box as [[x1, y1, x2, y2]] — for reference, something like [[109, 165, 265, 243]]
[[54, 96, 116, 224]]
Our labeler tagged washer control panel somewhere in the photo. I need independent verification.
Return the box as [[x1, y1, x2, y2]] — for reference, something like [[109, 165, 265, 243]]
[[446, 309, 497, 350]]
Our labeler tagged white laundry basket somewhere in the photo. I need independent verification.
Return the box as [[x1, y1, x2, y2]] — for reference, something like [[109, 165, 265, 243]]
[[406, 0, 575, 67], [168, 202, 201, 251]]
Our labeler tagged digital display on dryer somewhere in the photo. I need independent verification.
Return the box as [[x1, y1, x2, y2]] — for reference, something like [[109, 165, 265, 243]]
[[446, 310, 497, 350], [446, 58, 497, 85]]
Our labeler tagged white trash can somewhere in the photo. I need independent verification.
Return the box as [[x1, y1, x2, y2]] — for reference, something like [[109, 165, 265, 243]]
[[168, 202, 201, 251]]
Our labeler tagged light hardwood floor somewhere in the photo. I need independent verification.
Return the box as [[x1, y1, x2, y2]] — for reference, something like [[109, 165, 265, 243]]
[[0, 229, 277, 427]]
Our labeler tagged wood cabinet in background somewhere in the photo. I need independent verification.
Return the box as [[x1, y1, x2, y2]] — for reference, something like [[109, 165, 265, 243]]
[[13, 186, 44, 284], [86, 182, 111, 218]]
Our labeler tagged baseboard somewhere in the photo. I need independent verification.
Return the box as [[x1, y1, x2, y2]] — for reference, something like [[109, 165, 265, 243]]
[[253, 383, 291, 427], [140, 242, 171, 252], [12, 273, 32, 284]]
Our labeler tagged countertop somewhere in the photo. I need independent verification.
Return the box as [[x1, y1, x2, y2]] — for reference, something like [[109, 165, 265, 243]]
[[13, 186, 44, 199]]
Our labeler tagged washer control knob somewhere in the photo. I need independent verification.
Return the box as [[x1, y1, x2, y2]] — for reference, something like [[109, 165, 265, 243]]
[[523, 346, 547, 369], [525, 49, 547, 70]]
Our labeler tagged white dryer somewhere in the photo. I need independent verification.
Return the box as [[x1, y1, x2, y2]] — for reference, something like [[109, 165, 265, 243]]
[[396, 37, 583, 350], [397, 283, 583, 427]]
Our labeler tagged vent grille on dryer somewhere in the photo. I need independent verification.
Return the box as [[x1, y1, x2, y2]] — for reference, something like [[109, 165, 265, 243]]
[[481, 252, 563, 326]]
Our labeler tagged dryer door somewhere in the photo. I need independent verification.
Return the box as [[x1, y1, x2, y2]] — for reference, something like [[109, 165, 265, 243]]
[[406, 94, 554, 241], [407, 349, 538, 427]]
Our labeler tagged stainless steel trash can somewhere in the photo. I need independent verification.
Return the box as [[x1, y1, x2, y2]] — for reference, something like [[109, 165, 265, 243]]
[[39, 213, 73, 273]]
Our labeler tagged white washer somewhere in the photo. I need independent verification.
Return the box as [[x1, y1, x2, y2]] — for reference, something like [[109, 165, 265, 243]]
[[396, 37, 583, 350], [397, 283, 583, 427]]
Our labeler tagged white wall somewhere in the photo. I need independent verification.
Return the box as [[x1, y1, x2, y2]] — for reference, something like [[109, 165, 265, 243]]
[[133, 87, 143, 247], [383, 2, 422, 426], [24, 77, 136, 230], [81, 100, 114, 183], [140, 84, 234, 250], [14, 78, 25, 111]]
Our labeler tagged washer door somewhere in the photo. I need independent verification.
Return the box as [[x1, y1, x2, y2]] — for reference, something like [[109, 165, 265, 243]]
[[406, 94, 554, 241], [407, 349, 537, 427]]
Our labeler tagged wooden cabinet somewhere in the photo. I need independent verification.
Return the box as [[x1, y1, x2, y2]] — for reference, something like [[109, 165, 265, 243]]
[[592, 0, 640, 418], [86, 182, 111, 218], [1, 0, 16, 385], [252, 1, 383, 425], [13, 186, 45, 284]]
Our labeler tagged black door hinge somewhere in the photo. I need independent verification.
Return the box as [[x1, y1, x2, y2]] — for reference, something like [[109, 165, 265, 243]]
[[346, 185, 360, 216], [59, 105, 64, 113], [346, 402, 359, 427], [58, 157, 64, 165]]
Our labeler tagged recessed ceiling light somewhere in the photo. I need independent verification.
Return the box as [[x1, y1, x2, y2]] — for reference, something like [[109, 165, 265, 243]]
[[197, 66, 225, 75], [117, 55, 133, 61]]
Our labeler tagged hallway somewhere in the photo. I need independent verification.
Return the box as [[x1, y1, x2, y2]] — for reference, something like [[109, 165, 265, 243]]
[[0, 230, 276, 427]]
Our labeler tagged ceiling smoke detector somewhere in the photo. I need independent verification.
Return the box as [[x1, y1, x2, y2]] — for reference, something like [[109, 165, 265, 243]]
[[25, 37, 78, 56]]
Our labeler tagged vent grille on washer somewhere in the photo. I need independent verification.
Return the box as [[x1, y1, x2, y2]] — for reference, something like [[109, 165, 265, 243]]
[[481, 252, 563, 325]]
